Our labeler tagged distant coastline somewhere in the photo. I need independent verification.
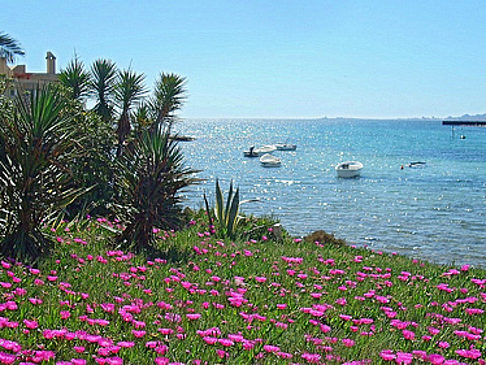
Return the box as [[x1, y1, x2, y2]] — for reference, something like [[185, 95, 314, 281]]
[[183, 113, 486, 122]]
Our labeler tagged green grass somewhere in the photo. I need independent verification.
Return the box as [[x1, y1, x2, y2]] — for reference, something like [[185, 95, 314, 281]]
[[0, 212, 484, 364]]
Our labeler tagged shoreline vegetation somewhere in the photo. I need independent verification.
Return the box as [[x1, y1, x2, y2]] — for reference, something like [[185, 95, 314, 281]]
[[0, 213, 484, 364], [0, 37, 485, 363]]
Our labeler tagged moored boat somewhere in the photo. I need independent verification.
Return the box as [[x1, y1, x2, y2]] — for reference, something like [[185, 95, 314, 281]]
[[260, 153, 281, 167], [243, 145, 277, 157], [408, 161, 426, 168], [335, 161, 363, 178], [275, 143, 297, 151]]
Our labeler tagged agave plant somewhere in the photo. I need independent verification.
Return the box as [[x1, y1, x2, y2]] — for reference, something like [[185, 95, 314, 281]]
[[113, 125, 197, 249], [0, 86, 84, 261], [204, 180, 242, 238]]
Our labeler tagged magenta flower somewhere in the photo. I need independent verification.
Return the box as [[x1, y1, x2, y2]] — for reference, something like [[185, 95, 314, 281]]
[[263, 344, 280, 352], [427, 354, 445, 364], [455, 348, 481, 359], [380, 350, 396, 361], [23, 319, 38, 329], [186, 313, 201, 320], [131, 330, 146, 338]]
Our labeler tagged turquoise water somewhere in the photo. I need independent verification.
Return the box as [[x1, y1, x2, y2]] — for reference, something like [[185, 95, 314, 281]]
[[177, 119, 486, 267]]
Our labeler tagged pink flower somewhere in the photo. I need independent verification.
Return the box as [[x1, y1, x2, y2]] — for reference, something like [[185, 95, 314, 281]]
[[380, 350, 396, 361], [72, 359, 87, 365], [60, 311, 71, 319], [427, 354, 445, 364], [301, 352, 321, 363], [218, 338, 234, 347], [342, 338, 355, 347], [202, 336, 217, 345], [186, 313, 201, 320], [438, 341, 450, 349], [132, 330, 146, 338], [402, 329, 415, 340], [263, 344, 280, 352], [23, 319, 38, 329], [216, 349, 228, 359], [117, 341, 135, 348], [455, 348, 481, 359]]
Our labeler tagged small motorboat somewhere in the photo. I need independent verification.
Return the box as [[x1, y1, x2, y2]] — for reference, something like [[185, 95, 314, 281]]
[[243, 145, 277, 157], [335, 161, 363, 178], [275, 143, 297, 151], [408, 161, 426, 168], [260, 153, 281, 167]]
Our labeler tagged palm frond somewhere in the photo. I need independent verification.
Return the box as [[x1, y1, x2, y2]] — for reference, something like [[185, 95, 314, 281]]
[[0, 31, 25, 63]]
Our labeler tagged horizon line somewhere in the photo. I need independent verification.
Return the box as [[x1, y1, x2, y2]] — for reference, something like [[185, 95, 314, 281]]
[[180, 115, 479, 121]]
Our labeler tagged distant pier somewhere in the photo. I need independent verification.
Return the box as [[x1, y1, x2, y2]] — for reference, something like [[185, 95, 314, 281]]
[[442, 121, 486, 127]]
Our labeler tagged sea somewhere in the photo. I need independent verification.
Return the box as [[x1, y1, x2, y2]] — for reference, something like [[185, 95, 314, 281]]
[[175, 119, 486, 267]]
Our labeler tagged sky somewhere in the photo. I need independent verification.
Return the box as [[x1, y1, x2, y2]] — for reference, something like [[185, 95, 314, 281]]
[[2, 1, 486, 119]]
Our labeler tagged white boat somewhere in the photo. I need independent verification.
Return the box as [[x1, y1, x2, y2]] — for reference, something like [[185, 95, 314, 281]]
[[260, 153, 281, 167], [275, 143, 297, 151], [408, 161, 426, 168], [335, 161, 363, 178], [243, 145, 277, 157]]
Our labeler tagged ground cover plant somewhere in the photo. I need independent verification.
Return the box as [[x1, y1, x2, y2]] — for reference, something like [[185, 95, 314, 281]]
[[0, 213, 483, 364]]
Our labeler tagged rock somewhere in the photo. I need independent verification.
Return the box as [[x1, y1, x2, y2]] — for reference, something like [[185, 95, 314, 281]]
[[272, 223, 283, 242], [303, 230, 346, 245]]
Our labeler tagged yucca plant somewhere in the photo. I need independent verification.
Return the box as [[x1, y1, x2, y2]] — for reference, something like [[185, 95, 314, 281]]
[[90, 59, 118, 122], [114, 68, 146, 157], [58, 56, 91, 100], [0, 86, 84, 261], [151, 73, 187, 131], [113, 125, 197, 249], [204, 180, 242, 238]]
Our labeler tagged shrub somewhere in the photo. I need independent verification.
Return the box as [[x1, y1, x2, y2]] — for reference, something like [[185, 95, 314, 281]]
[[66, 109, 116, 217]]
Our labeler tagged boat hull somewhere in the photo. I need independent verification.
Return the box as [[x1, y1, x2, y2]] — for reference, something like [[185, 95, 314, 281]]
[[260, 153, 281, 167], [335, 161, 363, 178], [336, 169, 362, 178], [244, 145, 277, 157], [275, 143, 297, 151]]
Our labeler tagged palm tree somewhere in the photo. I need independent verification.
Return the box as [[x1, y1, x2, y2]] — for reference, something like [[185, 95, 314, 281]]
[[58, 56, 91, 100], [90, 59, 117, 122], [0, 31, 24, 63], [152, 73, 187, 131], [114, 68, 146, 156]]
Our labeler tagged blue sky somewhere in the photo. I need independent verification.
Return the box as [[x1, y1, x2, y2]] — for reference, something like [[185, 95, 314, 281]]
[[3, 1, 486, 118]]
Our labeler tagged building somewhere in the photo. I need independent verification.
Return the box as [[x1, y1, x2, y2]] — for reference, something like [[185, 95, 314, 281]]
[[0, 52, 58, 97]]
